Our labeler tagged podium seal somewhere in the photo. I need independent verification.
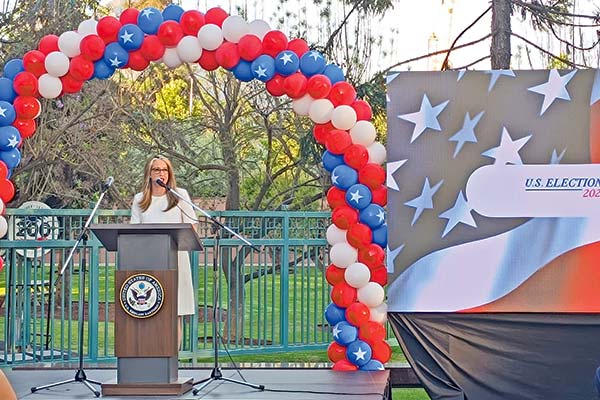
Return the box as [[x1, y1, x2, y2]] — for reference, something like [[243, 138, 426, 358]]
[[120, 273, 164, 318]]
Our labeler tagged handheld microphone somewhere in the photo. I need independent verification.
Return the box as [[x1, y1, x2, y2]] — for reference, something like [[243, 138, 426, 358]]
[[102, 176, 114, 191], [155, 178, 171, 190]]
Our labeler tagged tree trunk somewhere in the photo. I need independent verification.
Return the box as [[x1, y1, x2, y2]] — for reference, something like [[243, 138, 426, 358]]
[[491, 0, 512, 69]]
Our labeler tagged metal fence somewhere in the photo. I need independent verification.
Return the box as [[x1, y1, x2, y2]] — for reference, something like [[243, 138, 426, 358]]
[[0, 208, 333, 366]]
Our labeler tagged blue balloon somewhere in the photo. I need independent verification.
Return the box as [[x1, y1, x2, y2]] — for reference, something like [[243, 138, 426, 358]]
[[93, 59, 115, 80], [137, 7, 164, 34], [232, 60, 254, 82], [162, 4, 184, 21], [0, 101, 16, 127], [0, 126, 20, 151], [331, 164, 358, 190], [5, 167, 11, 179], [359, 204, 386, 229], [333, 321, 357, 345], [0, 147, 21, 169], [300, 50, 326, 77], [250, 55, 275, 82], [345, 183, 372, 210], [346, 339, 372, 367], [274, 50, 300, 76], [360, 359, 384, 371], [103, 42, 129, 70], [323, 63, 345, 84], [325, 303, 346, 326], [118, 24, 144, 51], [322, 150, 344, 172], [3, 59, 24, 80], [372, 224, 387, 248], [0, 78, 16, 103]]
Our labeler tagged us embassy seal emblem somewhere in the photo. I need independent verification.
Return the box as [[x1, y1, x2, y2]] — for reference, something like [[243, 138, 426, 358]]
[[120, 273, 164, 318]]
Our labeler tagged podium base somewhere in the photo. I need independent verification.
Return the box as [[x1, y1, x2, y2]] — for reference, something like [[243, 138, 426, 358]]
[[101, 377, 193, 396]]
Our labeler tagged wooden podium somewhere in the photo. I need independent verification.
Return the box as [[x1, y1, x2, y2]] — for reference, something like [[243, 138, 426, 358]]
[[91, 223, 203, 396]]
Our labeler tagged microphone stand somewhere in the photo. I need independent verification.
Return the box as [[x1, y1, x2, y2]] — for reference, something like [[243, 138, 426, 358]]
[[31, 181, 112, 397], [156, 180, 264, 395]]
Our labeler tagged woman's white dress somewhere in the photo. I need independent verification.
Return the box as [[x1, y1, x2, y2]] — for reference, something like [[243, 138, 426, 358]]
[[130, 189, 196, 316]]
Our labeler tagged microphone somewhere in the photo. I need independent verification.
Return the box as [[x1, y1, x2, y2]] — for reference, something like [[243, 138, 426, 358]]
[[102, 176, 114, 191], [155, 178, 171, 190]]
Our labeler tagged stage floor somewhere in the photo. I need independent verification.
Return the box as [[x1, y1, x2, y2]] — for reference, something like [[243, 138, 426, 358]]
[[5, 367, 390, 399]]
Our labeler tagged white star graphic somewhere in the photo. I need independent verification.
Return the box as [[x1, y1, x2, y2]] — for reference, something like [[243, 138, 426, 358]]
[[550, 148, 566, 164], [404, 177, 444, 226], [457, 70, 466, 81], [386, 244, 404, 273], [0, 105, 7, 118], [482, 126, 531, 165], [7, 135, 18, 148], [279, 52, 294, 65], [254, 66, 267, 78], [120, 29, 134, 44], [376, 209, 385, 224], [398, 94, 449, 143], [331, 171, 339, 186], [449, 111, 484, 158], [484, 69, 515, 92], [386, 159, 407, 191], [439, 190, 477, 238], [352, 346, 367, 361], [109, 56, 122, 67], [349, 189, 364, 204], [332, 324, 341, 338], [309, 51, 321, 61], [141, 8, 155, 19], [528, 69, 577, 116]]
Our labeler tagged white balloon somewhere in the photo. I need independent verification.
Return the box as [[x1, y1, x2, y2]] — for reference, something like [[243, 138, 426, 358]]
[[350, 120, 377, 146], [78, 19, 98, 37], [162, 47, 182, 69], [308, 98, 334, 124], [292, 94, 314, 116], [326, 224, 347, 246], [38, 74, 63, 99], [176, 36, 203, 63], [367, 142, 387, 165], [222, 15, 249, 43], [45, 51, 70, 77], [345, 262, 371, 289], [329, 242, 358, 268], [248, 19, 271, 40], [58, 31, 81, 57], [357, 282, 385, 308], [369, 302, 388, 323], [331, 105, 357, 130], [0, 199, 4, 215], [0, 215, 6, 239], [197, 24, 224, 51]]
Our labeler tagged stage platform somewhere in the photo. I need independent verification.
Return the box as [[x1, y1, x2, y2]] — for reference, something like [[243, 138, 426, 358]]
[[4, 363, 390, 400]]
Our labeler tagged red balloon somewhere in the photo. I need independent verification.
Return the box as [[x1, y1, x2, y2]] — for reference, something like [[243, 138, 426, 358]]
[[13, 71, 39, 97], [238, 35, 263, 61], [346, 223, 372, 250], [12, 119, 36, 139], [313, 122, 334, 145], [0, 161, 8, 179], [198, 50, 219, 71], [306, 74, 331, 99], [262, 30, 288, 58], [265, 74, 285, 97], [330, 282, 357, 308], [69, 56, 94, 81], [0, 179, 15, 204], [327, 342, 348, 363], [13, 96, 41, 120], [0, 257, 3, 272], [126, 50, 150, 71], [215, 42, 240, 69], [371, 185, 387, 206], [283, 72, 307, 99], [23, 50, 46, 77], [329, 81, 357, 106], [327, 186, 346, 209], [331, 205, 358, 229], [79, 35, 106, 61], [287, 38, 309, 57], [359, 163, 385, 190], [343, 144, 369, 170], [369, 265, 388, 286], [325, 129, 352, 155], [345, 302, 370, 327], [351, 100, 372, 121], [325, 264, 346, 286], [332, 359, 358, 371], [205, 7, 229, 27], [38, 35, 60, 55], [60, 74, 84, 94], [158, 21, 184, 47], [140, 35, 165, 61], [358, 244, 385, 268], [97, 16, 122, 43], [119, 8, 139, 25], [371, 340, 392, 363], [359, 321, 386, 345], [180, 10, 205, 36]]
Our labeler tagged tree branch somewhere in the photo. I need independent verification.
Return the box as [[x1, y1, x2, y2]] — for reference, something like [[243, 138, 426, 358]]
[[441, 5, 492, 70]]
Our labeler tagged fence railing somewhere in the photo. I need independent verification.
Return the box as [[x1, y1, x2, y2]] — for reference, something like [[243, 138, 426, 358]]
[[0, 208, 333, 365]]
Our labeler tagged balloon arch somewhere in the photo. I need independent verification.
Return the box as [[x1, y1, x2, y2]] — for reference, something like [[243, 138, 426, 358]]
[[0, 5, 389, 370]]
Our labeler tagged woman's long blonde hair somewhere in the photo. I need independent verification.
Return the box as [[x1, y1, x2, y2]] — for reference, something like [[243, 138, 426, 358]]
[[138, 155, 179, 212]]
